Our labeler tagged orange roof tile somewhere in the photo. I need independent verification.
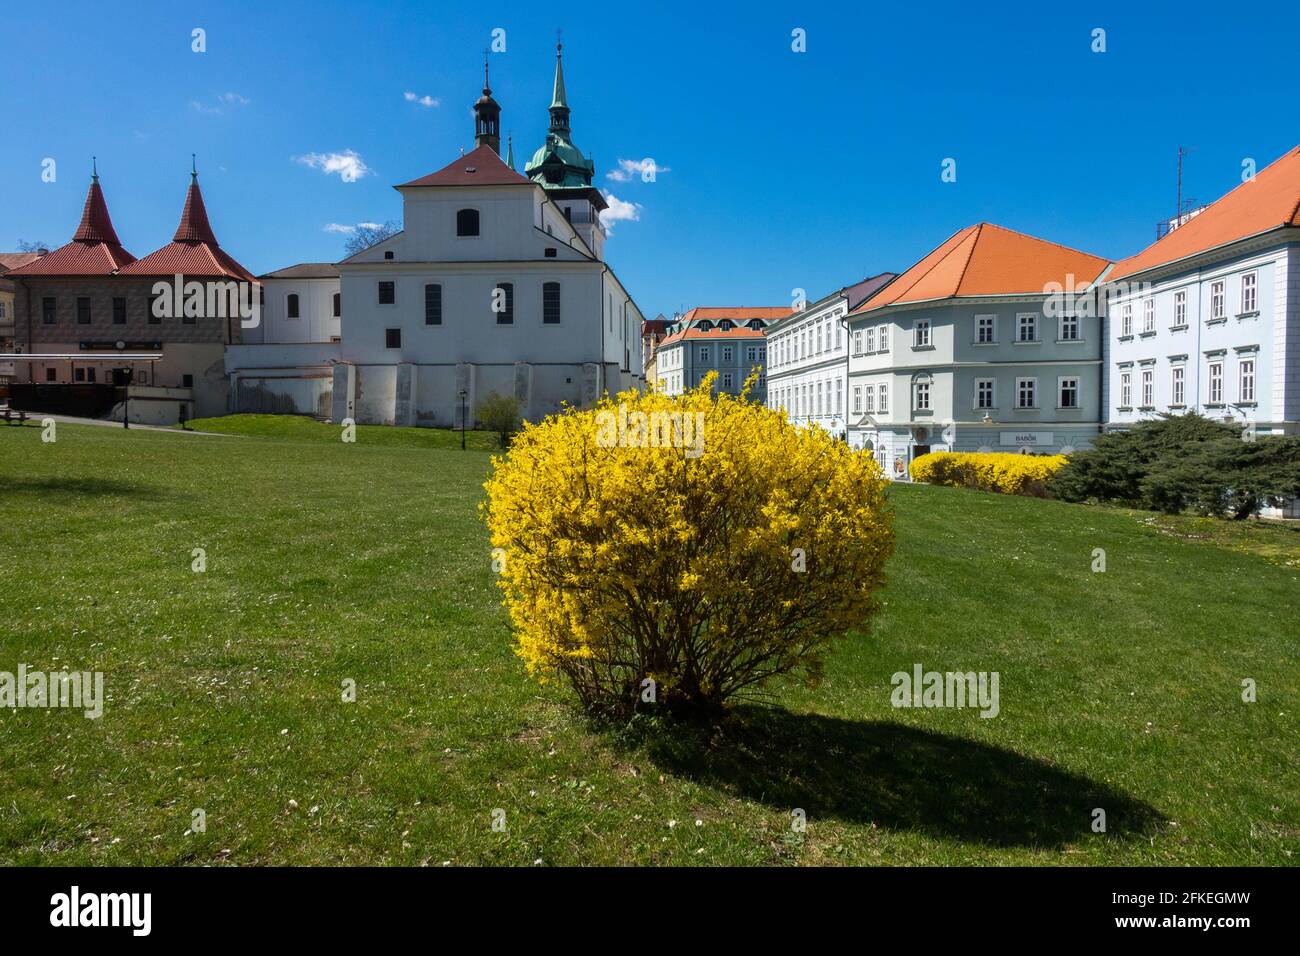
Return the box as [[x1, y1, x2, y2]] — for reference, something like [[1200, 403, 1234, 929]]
[[853, 223, 1109, 314], [658, 306, 788, 346], [1110, 145, 1300, 280]]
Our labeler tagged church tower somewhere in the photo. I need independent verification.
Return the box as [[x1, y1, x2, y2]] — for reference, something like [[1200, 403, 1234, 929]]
[[525, 39, 607, 258], [473, 58, 501, 154]]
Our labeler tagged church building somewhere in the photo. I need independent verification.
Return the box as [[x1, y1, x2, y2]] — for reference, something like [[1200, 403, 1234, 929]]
[[229, 44, 645, 427]]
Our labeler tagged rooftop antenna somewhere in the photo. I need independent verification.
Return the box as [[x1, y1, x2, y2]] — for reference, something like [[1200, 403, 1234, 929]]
[[92, 155, 98, 182], [1157, 146, 1197, 240], [191, 152, 197, 180]]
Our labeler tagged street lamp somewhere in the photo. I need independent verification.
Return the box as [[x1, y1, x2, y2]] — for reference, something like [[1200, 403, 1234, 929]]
[[459, 388, 468, 450]]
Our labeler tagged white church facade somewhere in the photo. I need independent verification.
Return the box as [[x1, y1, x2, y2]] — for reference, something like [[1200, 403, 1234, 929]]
[[225, 46, 644, 427]]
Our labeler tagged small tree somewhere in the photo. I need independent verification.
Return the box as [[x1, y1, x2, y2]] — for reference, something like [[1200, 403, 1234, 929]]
[[477, 392, 521, 448], [482, 375, 895, 718], [343, 221, 401, 257]]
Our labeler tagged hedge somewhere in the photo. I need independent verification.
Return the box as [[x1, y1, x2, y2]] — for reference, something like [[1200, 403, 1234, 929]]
[[909, 451, 1068, 496]]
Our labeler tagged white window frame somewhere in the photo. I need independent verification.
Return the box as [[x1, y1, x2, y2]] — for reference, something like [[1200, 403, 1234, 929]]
[[976, 314, 997, 344], [1121, 303, 1132, 337], [1140, 368, 1154, 407], [1059, 376, 1079, 409], [1241, 272, 1258, 314], [877, 383, 889, 415], [1210, 280, 1225, 321], [1208, 360, 1224, 404], [975, 378, 995, 410], [1173, 290, 1187, 328], [1016, 376, 1037, 409], [1016, 312, 1038, 343], [879, 326, 890, 353], [1143, 298, 1155, 333], [913, 380, 931, 411], [1238, 357, 1255, 403], [913, 320, 931, 348], [1120, 371, 1132, 408], [853, 385, 863, 413], [1171, 364, 1186, 406], [1059, 314, 1079, 342]]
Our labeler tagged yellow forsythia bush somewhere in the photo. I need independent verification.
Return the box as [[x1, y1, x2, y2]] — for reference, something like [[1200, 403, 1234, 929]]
[[482, 375, 895, 717], [909, 451, 1067, 496]]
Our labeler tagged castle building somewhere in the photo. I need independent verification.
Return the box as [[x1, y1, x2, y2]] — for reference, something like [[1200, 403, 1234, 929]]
[[5, 165, 253, 421], [228, 46, 644, 426]]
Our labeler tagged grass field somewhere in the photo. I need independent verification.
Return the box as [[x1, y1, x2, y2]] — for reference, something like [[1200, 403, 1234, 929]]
[[1, 417, 1296, 865]]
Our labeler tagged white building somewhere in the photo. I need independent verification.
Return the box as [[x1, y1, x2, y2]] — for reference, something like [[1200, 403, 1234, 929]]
[[847, 223, 1110, 477], [226, 46, 644, 426], [1105, 146, 1299, 439], [766, 274, 896, 437], [654, 307, 788, 401]]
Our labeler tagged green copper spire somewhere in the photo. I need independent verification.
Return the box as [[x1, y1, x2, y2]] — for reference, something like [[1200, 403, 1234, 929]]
[[526, 35, 595, 188], [506, 133, 515, 170], [550, 39, 568, 112], [548, 38, 570, 133]]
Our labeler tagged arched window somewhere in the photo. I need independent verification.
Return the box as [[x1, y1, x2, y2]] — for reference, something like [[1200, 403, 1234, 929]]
[[332, 292, 341, 317], [286, 294, 300, 319], [456, 208, 480, 237]]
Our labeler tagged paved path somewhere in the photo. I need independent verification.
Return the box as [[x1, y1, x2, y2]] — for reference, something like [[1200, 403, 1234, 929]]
[[7, 412, 237, 436]]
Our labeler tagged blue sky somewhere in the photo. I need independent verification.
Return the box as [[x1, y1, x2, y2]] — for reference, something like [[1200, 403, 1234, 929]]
[[2, 0, 1297, 321]]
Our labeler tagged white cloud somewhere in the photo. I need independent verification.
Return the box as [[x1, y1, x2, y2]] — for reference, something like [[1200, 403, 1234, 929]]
[[189, 92, 250, 115], [600, 193, 643, 234], [404, 91, 440, 108], [323, 221, 385, 235], [606, 158, 670, 182], [295, 150, 370, 183]]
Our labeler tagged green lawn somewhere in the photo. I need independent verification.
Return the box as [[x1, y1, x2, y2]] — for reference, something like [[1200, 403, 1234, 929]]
[[0, 418, 1296, 866]]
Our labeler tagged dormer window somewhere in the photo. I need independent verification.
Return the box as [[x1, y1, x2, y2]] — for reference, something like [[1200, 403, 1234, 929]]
[[718, 319, 734, 331], [456, 208, 480, 237], [697, 320, 713, 332], [747, 319, 763, 331]]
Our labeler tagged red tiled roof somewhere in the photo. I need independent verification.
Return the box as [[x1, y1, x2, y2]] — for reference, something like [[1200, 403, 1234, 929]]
[[659, 306, 787, 346], [0, 252, 44, 273], [7, 178, 137, 277], [119, 175, 256, 282], [119, 243, 257, 282], [1110, 145, 1300, 280], [400, 144, 533, 187], [853, 223, 1109, 313]]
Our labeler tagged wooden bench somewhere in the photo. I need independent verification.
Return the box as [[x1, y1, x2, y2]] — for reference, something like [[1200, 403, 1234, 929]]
[[1, 407, 29, 426]]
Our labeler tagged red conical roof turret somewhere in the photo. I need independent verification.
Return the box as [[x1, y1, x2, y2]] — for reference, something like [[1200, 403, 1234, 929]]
[[72, 163, 124, 245], [173, 169, 219, 245]]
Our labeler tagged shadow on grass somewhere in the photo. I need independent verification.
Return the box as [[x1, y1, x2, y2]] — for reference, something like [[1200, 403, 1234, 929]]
[[2, 477, 174, 500], [632, 706, 1163, 848]]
